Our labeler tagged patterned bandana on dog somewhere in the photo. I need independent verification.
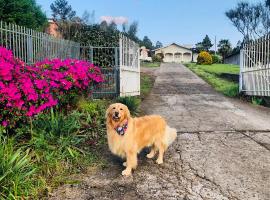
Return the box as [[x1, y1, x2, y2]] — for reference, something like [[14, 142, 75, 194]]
[[115, 121, 128, 136]]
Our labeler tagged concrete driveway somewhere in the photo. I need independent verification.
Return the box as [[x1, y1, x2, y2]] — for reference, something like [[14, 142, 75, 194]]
[[50, 63, 270, 200]]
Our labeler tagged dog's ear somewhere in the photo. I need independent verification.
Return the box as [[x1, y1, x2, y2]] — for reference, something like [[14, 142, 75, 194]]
[[124, 105, 131, 119], [105, 106, 111, 119]]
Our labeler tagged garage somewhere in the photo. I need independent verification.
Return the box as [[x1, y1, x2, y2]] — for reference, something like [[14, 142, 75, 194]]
[[174, 53, 182, 62], [153, 43, 197, 63], [164, 53, 173, 62]]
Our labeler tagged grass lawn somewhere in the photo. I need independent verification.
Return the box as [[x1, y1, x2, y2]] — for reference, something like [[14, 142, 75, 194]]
[[141, 73, 155, 98], [185, 63, 240, 97], [141, 61, 161, 68], [195, 63, 240, 75]]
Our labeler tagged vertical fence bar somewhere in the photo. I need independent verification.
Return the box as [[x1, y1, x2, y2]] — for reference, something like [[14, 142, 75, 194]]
[[268, 34, 270, 96], [115, 46, 120, 96], [240, 49, 243, 92]]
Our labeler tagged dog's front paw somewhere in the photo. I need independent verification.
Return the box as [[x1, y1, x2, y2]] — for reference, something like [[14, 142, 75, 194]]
[[146, 152, 155, 159], [156, 158, 163, 165], [122, 168, 132, 176]]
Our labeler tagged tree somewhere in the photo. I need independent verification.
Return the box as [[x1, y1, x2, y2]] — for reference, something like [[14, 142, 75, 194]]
[[100, 20, 108, 31], [0, 0, 47, 29], [50, 0, 76, 20], [231, 40, 242, 55], [81, 10, 90, 25], [81, 10, 95, 25], [50, 0, 80, 40], [195, 42, 204, 52], [141, 36, 153, 50], [127, 21, 139, 42], [122, 23, 128, 33], [261, 1, 270, 35], [155, 41, 163, 49], [108, 22, 117, 31], [225, 1, 267, 41], [195, 35, 213, 52], [218, 39, 232, 63], [202, 35, 213, 51]]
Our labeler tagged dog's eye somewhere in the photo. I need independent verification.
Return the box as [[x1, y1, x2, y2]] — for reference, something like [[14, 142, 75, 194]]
[[120, 108, 123, 110], [113, 107, 116, 109]]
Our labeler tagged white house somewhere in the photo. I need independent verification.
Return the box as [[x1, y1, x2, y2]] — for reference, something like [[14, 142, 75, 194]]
[[154, 43, 197, 63]]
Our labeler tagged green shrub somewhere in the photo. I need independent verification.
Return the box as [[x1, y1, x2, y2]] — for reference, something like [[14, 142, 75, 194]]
[[77, 99, 107, 144], [0, 98, 109, 199], [25, 108, 105, 196], [0, 135, 36, 199], [32, 109, 81, 137], [77, 99, 107, 117], [211, 54, 222, 64], [116, 96, 140, 116], [152, 54, 163, 62], [197, 51, 213, 65], [251, 97, 264, 105]]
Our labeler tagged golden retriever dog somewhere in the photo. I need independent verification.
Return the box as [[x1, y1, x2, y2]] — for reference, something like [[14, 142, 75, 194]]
[[106, 103, 177, 176]]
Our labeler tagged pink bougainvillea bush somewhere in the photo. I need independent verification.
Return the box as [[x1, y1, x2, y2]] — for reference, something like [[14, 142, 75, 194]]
[[0, 47, 103, 128]]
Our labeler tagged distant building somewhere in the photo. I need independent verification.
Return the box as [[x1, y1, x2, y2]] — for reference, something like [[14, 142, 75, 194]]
[[46, 19, 62, 38], [224, 51, 240, 66], [140, 46, 152, 62], [153, 43, 197, 63]]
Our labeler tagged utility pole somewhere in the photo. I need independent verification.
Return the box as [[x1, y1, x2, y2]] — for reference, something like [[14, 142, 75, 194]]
[[215, 36, 217, 55]]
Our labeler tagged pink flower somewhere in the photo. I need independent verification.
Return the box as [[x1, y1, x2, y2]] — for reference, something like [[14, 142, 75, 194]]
[[2, 121, 8, 127], [0, 46, 104, 126]]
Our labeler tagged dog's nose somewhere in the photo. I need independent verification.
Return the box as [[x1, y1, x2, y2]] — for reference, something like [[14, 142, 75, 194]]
[[115, 112, 119, 116]]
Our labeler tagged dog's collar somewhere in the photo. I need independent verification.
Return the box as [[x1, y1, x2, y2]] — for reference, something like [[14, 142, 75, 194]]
[[115, 121, 128, 136]]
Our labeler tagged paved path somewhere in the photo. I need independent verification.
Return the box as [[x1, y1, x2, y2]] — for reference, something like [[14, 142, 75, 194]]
[[50, 63, 270, 200]]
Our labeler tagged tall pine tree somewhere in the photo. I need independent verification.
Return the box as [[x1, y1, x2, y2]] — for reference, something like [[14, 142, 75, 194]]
[[50, 0, 76, 20]]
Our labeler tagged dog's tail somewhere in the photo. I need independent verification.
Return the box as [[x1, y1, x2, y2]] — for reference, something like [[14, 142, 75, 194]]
[[164, 126, 177, 147]]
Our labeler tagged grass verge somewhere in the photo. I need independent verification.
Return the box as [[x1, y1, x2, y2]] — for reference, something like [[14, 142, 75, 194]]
[[141, 61, 161, 68], [185, 63, 240, 97], [140, 73, 155, 99]]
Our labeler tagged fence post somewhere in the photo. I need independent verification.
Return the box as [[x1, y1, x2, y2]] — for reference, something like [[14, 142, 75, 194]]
[[137, 45, 141, 95], [90, 46, 94, 63], [239, 49, 243, 93], [119, 34, 123, 96], [115, 45, 120, 96], [27, 29, 33, 63]]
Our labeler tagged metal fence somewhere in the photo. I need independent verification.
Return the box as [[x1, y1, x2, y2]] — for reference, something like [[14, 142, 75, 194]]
[[0, 21, 80, 64], [240, 34, 270, 96], [0, 21, 140, 98]]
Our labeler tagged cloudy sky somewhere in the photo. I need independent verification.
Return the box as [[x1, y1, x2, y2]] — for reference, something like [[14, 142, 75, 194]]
[[37, 0, 260, 47]]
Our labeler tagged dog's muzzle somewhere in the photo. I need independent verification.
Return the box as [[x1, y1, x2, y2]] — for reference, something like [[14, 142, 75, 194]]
[[112, 112, 121, 121]]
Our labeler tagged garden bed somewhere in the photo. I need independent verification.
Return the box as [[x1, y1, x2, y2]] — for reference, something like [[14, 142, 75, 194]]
[[0, 47, 109, 199]]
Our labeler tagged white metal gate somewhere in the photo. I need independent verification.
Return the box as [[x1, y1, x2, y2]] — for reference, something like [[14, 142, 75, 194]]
[[119, 34, 140, 96], [240, 34, 270, 96]]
